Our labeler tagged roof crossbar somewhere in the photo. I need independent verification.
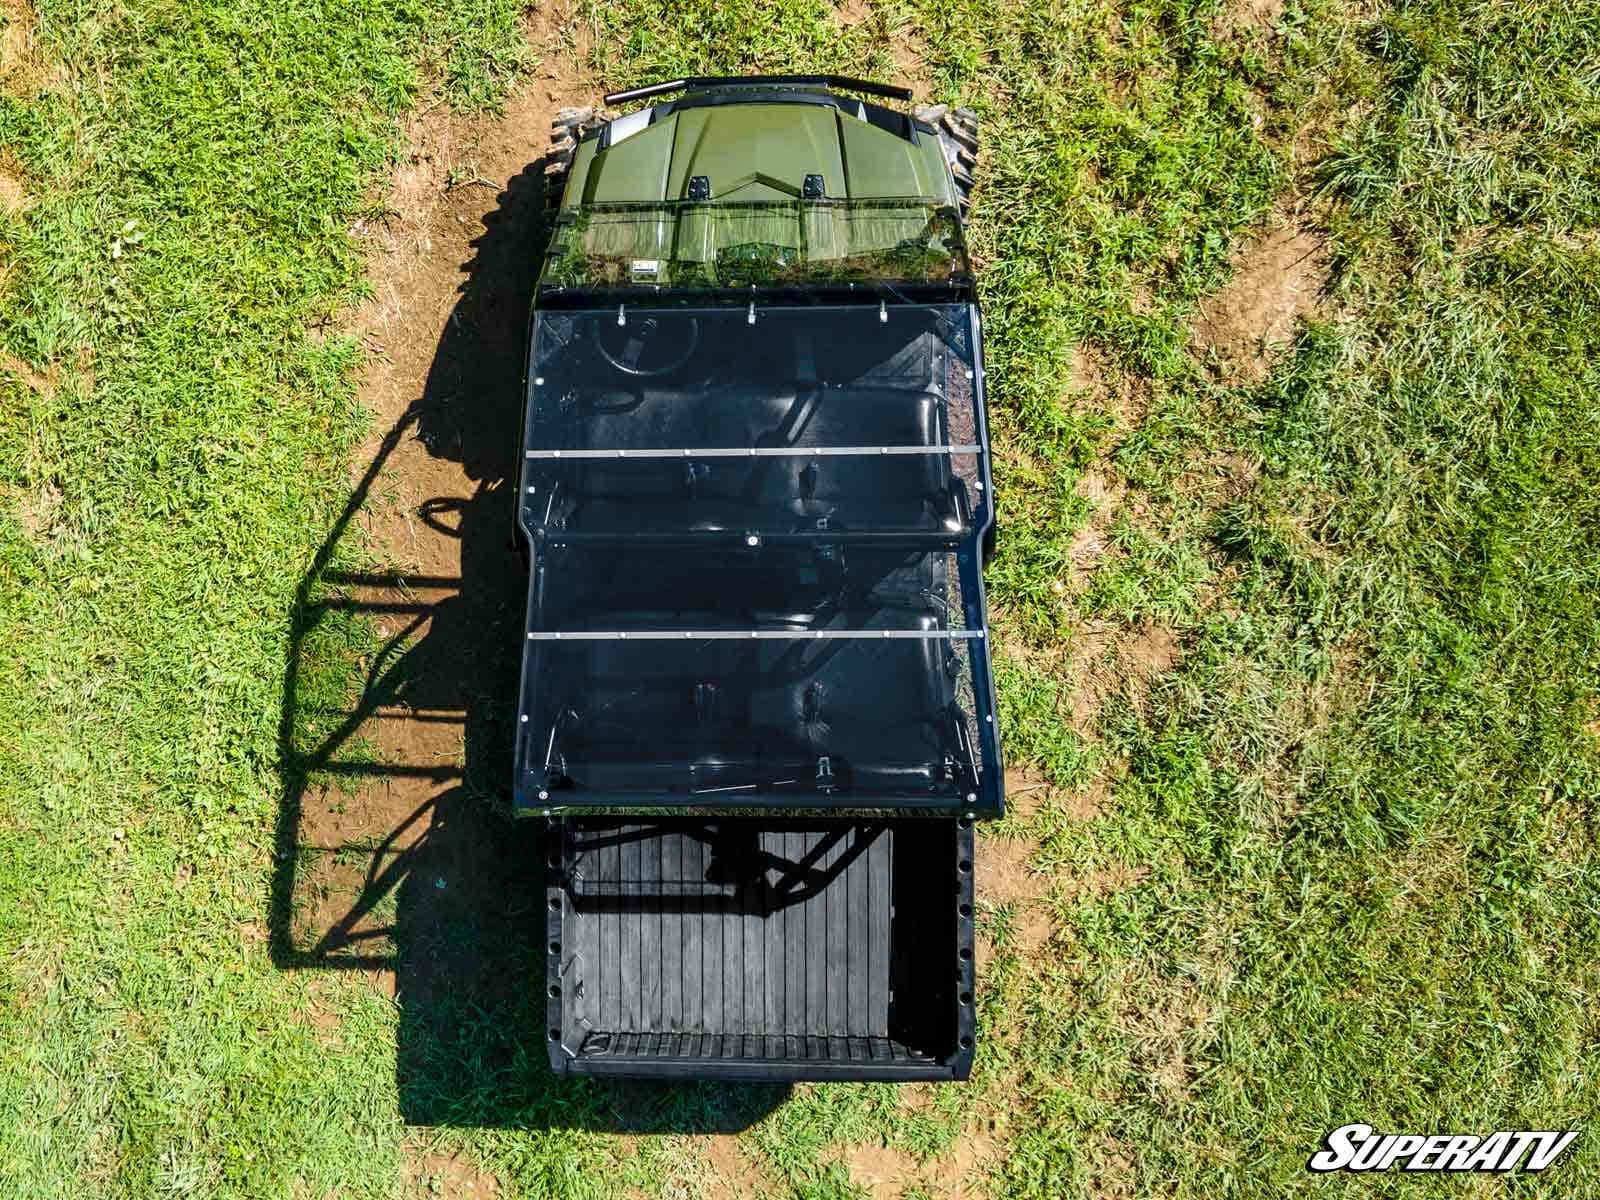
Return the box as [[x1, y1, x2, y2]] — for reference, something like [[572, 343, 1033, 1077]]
[[526, 629, 984, 641], [525, 444, 981, 460]]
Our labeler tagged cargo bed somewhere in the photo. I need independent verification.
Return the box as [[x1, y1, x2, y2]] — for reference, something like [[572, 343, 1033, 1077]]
[[545, 817, 977, 1080]]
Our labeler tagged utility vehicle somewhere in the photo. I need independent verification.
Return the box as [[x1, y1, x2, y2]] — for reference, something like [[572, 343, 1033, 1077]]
[[516, 76, 1001, 1082]]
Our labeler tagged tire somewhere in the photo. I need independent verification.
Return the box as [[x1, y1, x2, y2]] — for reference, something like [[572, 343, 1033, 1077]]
[[914, 104, 980, 222], [545, 106, 605, 208]]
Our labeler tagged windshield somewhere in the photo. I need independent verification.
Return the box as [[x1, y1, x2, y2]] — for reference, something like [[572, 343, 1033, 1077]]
[[540, 199, 970, 289]]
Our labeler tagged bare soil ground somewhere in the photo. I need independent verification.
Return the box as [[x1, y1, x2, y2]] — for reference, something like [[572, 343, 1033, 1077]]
[[698, 1133, 780, 1200], [1195, 212, 1328, 382], [289, 2, 596, 988], [832, 1127, 1001, 1199]]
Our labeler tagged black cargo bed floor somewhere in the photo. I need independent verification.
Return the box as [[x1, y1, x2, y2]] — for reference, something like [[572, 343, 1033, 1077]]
[[546, 818, 975, 1080]]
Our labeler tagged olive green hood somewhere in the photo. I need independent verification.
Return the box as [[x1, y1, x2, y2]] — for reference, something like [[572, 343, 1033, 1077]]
[[564, 101, 955, 206]]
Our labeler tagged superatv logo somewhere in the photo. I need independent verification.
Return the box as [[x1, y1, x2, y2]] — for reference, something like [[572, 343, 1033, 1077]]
[[1309, 1124, 1579, 1173]]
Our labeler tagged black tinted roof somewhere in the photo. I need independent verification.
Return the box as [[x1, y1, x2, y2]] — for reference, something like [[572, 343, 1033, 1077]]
[[514, 301, 1001, 814]]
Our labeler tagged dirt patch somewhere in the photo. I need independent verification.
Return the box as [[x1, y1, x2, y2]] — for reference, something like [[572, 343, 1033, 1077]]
[[837, 1142, 922, 1200], [973, 930, 995, 974], [1070, 341, 1107, 397], [826, 1127, 999, 1200], [1212, 0, 1285, 40], [834, 0, 932, 92], [1120, 623, 1180, 677], [1065, 466, 1127, 594], [1, 351, 57, 400], [943, 1132, 999, 1198], [402, 1147, 500, 1199], [835, 0, 871, 25], [0, 156, 25, 212], [0, 0, 64, 95], [1121, 973, 1220, 1104], [13, 478, 62, 541], [1088, 1136, 1138, 1199], [699, 1134, 778, 1200], [1061, 777, 1108, 822], [1194, 216, 1328, 384], [899, 1082, 938, 1113], [1067, 342, 1149, 430], [1010, 906, 1055, 962], [979, 836, 1045, 907], [1071, 861, 1149, 902], [1002, 767, 1049, 822], [1064, 620, 1182, 737]]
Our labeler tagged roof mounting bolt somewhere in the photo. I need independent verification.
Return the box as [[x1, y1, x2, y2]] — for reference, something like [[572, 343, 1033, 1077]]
[[520, 714, 529, 723], [966, 795, 977, 805], [745, 534, 760, 547], [879, 299, 888, 324], [538, 790, 550, 801], [534, 376, 545, 385], [617, 304, 626, 327], [747, 300, 756, 325]]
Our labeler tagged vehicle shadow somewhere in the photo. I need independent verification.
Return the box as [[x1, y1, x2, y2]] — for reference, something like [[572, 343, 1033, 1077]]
[[269, 155, 788, 1133]]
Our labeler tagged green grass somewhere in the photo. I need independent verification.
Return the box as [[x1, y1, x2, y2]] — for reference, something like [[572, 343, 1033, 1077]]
[[3, 0, 1599, 1196]]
